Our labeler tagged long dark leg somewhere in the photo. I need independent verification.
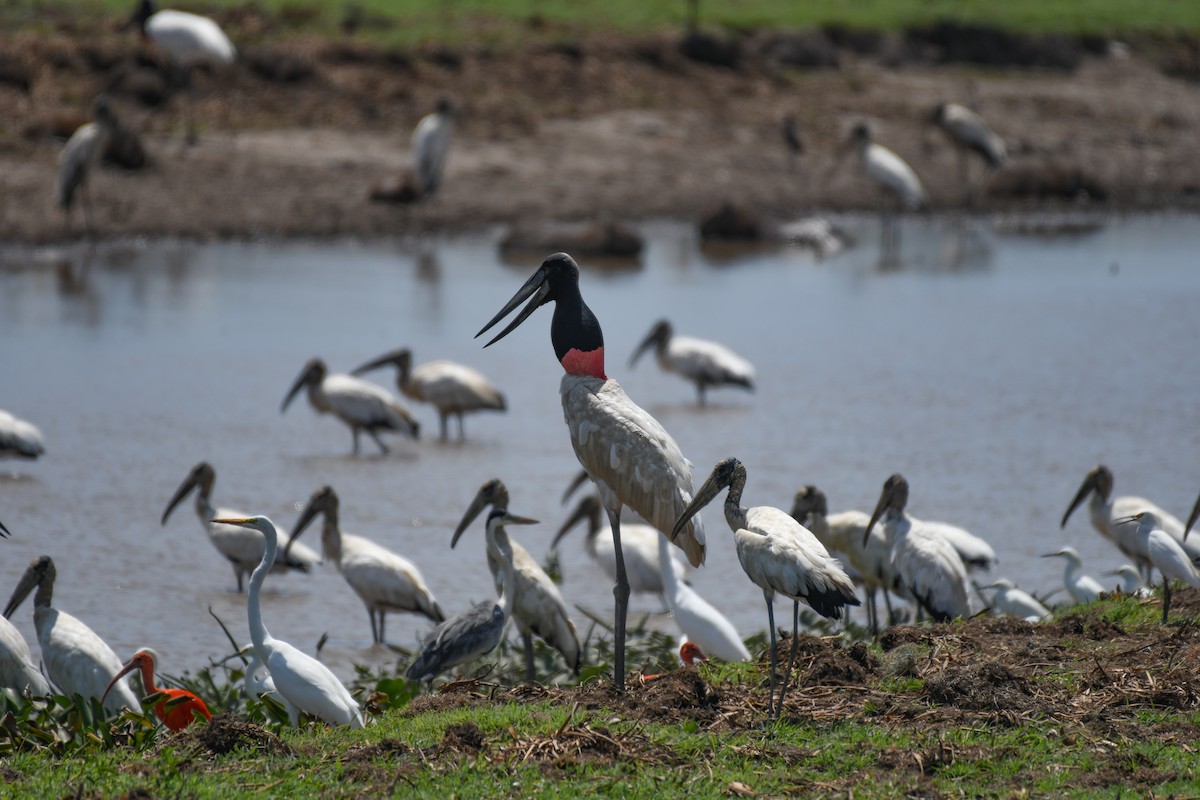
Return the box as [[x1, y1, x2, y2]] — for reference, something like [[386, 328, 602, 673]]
[[438, 412, 448, 441], [379, 611, 386, 643], [235, 569, 244, 594], [605, 506, 631, 692], [777, 600, 801, 712], [457, 413, 465, 441], [368, 608, 379, 643], [1162, 577, 1171, 624], [883, 589, 896, 627], [368, 430, 390, 454], [958, 148, 971, 206], [522, 632, 535, 682], [766, 598, 778, 718], [352, 428, 361, 456], [866, 588, 877, 636]]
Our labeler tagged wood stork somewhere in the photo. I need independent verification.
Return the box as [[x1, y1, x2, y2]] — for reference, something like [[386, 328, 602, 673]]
[[1041, 547, 1104, 605], [1061, 465, 1200, 580], [930, 102, 1007, 204], [412, 96, 455, 198], [452, 480, 580, 679], [102, 650, 211, 731], [863, 474, 971, 624], [352, 348, 506, 441], [791, 485, 895, 635], [161, 461, 320, 592], [1102, 565, 1152, 598], [1185, 488, 1200, 539], [2, 556, 139, 714], [1114, 512, 1200, 623], [475, 252, 707, 692], [213, 516, 363, 727], [286, 486, 445, 644], [0, 409, 45, 460], [281, 357, 420, 455], [921, 520, 997, 574], [846, 122, 929, 211], [553, 493, 689, 607], [408, 509, 535, 683], [673, 458, 858, 717], [0, 617, 51, 698], [628, 319, 755, 406], [980, 579, 1050, 622], [55, 96, 118, 237], [126, 0, 235, 143]]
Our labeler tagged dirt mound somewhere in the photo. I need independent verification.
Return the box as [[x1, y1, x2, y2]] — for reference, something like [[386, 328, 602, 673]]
[[343, 738, 411, 762], [924, 661, 1033, 712], [784, 637, 880, 687], [437, 722, 486, 755], [569, 668, 721, 724], [198, 714, 291, 756], [496, 722, 674, 768]]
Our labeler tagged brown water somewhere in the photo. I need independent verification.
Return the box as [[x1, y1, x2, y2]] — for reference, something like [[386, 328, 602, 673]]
[[1, 214, 1198, 681]]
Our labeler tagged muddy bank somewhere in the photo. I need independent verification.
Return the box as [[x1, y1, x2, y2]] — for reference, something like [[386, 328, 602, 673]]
[[2, 17, 1200, 243]]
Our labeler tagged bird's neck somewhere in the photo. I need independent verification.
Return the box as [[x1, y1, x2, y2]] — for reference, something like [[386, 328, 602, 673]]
[[488, 528, 517, 615], [552, 290, 606, 379], [34, 579, 53, 610], [656, 531, 679, 592], [322, 516, 343, 563], [138, 664, 157, 695], [247, 527, 275, 653]]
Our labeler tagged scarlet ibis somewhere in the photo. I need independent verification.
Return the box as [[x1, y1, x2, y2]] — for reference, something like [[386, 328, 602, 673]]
[[281, 357, 419, 455], [213, 516, 363, 727], [161, 461, 319, 592], [639, 641, 709, 684], [1115, 512, 1200, 623], [863, 474, 971, 623], [286, 486, 445, 644], [476, 252, 707, 692], [0, 409, 45, 460], [453, 479, 580, 679], [407, 510, 537, 682], [1040, 547, 1104, 605], [674, 457, 858, 717], [628, 319, 755, 406], [412, 96, 454, 198], [56, 96, 118, 237], [3, 556, 139, 713], [103, 650, 211, 731], [352, 348, 505, 441]]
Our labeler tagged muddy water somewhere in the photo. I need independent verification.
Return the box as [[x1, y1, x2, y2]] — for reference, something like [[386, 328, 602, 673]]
[[1, 214, 1197, 681]]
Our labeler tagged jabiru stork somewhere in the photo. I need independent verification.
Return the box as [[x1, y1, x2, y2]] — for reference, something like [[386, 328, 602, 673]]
[[476, 252, 707, 692]]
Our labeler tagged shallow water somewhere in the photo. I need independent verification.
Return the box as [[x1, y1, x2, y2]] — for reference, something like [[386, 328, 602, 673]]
[[1, 214, 1198, 682]]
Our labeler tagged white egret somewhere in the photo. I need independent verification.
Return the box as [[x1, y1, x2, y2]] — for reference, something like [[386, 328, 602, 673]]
[[673, 458, 858, 717], [654, 527, 750, 662], [412, 96, 454, 198], [55, 96, 118, 237], [1115, 512, 1200, 623], [863, 474, 971, 623], [981, 579, 1050, 623], [628, 319, 755, 405], [161, 461, 320, 592], [0, 617, 50, 698], [352, 348, 506, 441], [476, 252, 707, 692], [408, 510, 535, 682], [3, 556, 139, 713], [281, 357, 420, 455], [1102, 565, 1152, 598], [286, 485, 445, 644], [213, 516, 363, 727], [452, 480, 580, 679], [1041, 547, 1104, 605]]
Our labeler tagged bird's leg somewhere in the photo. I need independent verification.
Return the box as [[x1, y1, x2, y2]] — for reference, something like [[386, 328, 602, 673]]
[[352, 428, 361, 456], [457, 414, 466, 441], [368, 608, 379, 643], [522, 632, 535, 683], [766, 597, 778, 718], [438, 413, 449, 442], [83, 182, 96, 241], [866, 589, 877, 637], [882, 588, 896, 627], [605, 505, 631, 692], [235, 569, 245, 594], [697, 383, 707, 407], [777, 600, 801, 712], [958, 148, 971, 207], [368, 430, 390, 455], [1162, 577, 1171, 624]]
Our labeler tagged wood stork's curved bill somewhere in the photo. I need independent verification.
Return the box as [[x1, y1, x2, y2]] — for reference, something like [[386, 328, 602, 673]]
[[284, 486, 333, 559], [671, 457, 738, 544], [1186, 495, 1200, 541], [561, 469, 591, 505], [351, 348, 409, 376], [2, 556, 50, 620], [450, 479, 506, 549], [281, 359, 321, 413], [864, 474, 907, 547], [628, 320, 669, 369], [475, 261, 554, 347], [551, 495, 598, 550], [161, 462, 209, 525], [494, 511, 539, 528], [1060, 466, 1108, 529]]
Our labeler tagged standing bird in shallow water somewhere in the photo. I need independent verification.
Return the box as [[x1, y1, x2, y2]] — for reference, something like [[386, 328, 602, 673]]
[[103, 650, 211, 731], [930, 102, 1007, 205], [408, 510, 537, 682], [673, 458, 858, 717], [161, 461, 319, 592], [0, 409, 44, 460], [125, 0, 235, 143], [213, 516, 363, 727], [412, 96, 454, 199], [863, 474, 971, 623], [286, 485, 445, 644], [55, 96, 118, 237], [1041, 547, 1104, 605], [839, 122, 928, 256], [3, 556, 139, 714], [352, 348, 505, 441], [281, 357, 420, 455], [476, 252, 707, 692], [629, 319, 755, 406], [1114, 512, 1200, 623], [453, 480, 580, 679]]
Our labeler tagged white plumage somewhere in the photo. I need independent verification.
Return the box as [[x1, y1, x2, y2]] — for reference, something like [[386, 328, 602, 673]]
[[983, 579, 1050, 623], [353, 348, 505, 441], [217, 516, 362, 727], [142, 8, 235, 67], [452, 480, 580, 677], [161, 461, 320, 592], [1061, 465, 1200, 576], [850, 122, 929, 211], [281, 357, 419, 455], [864, 474, 971, 623], [674, 458, 858, 716], [0, 616, 51, 697], [55, 96, 118, 232], [1115, 512, 1200, 623], [654, 528, 750, 662], [411, 97, 454, 198], [1104, 565, 1153, 598], [921, 520, 997, 573], [3, 557, 138, 713], [629, 319, 755, 405], [932, 102, 1008, 168], [0, 409, 45, 460], [1041, 546, 1104, 605], [287, 486, 444, 644], [553, 494, 689, 604]]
